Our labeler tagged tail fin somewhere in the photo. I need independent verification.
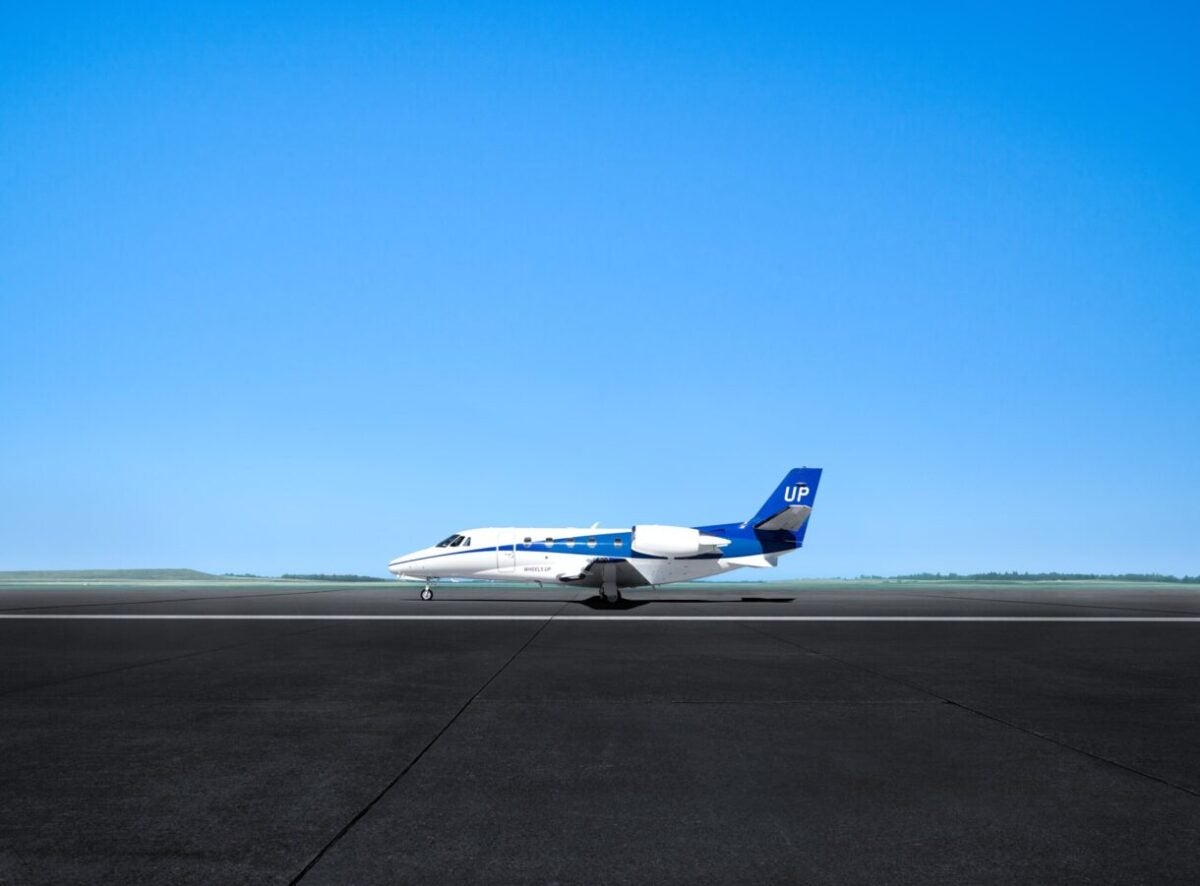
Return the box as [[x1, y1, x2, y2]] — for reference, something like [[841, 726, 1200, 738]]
[[746, 468, 822, 538]]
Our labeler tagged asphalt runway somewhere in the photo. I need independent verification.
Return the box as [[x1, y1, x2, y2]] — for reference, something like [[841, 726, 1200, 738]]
[[1, 581, 1198, 885]]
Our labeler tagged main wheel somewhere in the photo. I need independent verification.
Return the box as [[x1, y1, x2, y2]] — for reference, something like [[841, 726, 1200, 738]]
[[420, 587, 433, 601]]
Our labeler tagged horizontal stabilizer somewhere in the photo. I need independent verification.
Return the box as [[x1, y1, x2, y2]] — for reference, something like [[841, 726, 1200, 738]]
[[720, 554, 778, 569], [756, 505, 812, 532]]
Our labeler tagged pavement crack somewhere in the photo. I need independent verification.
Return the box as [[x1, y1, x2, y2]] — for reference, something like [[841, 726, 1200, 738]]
[[287, 606, 564, 885], [742, 622, 1200, 801]]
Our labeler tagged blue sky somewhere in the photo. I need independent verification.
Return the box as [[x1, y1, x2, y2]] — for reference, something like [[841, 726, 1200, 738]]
[[2, 2, 1198, 577]]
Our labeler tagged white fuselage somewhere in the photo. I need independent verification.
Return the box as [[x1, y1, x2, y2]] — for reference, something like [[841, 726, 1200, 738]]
[[387, 526, 774, 588]]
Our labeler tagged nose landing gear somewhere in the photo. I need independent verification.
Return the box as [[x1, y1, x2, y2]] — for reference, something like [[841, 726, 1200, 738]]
[[420, 582, 434, 601]]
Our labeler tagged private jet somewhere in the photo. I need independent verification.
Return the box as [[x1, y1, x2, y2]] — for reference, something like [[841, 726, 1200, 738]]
[[388, 467, 822, 602]]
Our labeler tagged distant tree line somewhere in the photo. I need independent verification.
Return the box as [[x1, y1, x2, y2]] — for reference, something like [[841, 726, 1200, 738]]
[[884, 572, 1200, 584], [281, 573, 390, 582]]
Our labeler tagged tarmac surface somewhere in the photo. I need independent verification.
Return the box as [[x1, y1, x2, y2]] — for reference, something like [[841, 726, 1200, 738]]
[[1, 580, 1198, 884]]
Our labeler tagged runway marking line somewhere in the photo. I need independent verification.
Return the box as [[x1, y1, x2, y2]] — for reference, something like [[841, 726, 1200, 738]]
[[0, 614, 1198, 623]]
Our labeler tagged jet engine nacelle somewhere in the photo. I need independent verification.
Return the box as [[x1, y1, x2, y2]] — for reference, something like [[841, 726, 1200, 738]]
[[631, 524, 730, 559]]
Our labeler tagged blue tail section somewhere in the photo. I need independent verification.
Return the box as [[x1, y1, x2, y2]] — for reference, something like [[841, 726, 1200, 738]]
[[746, 468, 822, 538]]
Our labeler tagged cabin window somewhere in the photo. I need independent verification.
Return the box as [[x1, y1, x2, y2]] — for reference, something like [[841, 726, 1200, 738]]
[[544, 537, 554, 547], [523, 537, 532, 546], [566, 538, 575, 548], [587, 537, 597, 548], [613, 536, 624, 547]]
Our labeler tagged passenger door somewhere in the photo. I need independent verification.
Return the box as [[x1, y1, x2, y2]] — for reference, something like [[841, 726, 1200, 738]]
[[497, 541, 516, 572]]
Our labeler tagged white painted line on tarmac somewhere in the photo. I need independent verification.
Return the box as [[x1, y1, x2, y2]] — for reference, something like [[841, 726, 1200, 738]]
[[0, 614, 1198, 623]]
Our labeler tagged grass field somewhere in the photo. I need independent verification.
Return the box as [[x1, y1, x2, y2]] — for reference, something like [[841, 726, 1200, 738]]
[[0, 568, 223, 581]]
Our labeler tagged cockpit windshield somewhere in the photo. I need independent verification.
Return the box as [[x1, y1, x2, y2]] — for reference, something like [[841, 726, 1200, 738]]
[[436, 534, 463, 548]]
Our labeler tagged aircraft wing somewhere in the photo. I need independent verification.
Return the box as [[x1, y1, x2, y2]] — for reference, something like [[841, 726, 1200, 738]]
[[582, 557, 653, 589]]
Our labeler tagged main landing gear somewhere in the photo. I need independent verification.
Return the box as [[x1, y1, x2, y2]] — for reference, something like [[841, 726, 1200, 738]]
[[598, 586, 622, 605], [598, 563, 621, 605]]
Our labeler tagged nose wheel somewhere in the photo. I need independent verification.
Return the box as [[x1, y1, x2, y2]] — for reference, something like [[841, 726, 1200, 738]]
[[420, 585, 434, 601]]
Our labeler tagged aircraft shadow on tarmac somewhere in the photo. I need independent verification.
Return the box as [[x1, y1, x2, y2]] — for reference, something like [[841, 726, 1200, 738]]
[[573, 596, 796, 610], [574, 597, 652, 610]]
